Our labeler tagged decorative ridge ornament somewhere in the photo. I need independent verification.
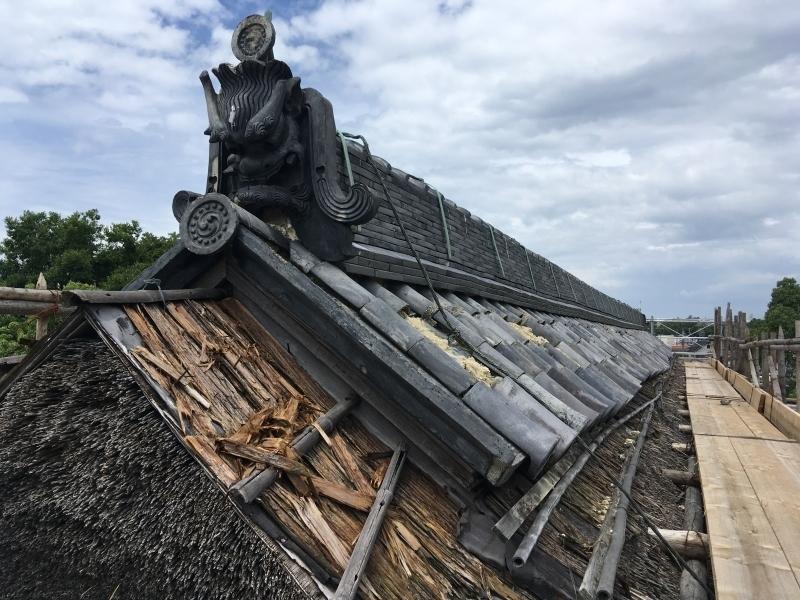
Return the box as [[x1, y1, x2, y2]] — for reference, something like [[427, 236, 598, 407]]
[[176, 11, 376, 261], [231, 13, 275, 62]]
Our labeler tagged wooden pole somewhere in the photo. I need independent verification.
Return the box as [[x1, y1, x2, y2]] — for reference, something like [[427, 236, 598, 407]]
[[334, 442, 407, 600], [777, 326, 787, 399], [35, 273, 48, 340], [768, 354, 783, 402], [760, 331, 769, 389], [725, 304, 734, 367], [748, 349, 760, 389], [0, 300, 71, 316], [713, 307, 721, 360], [0, 284, 62, 303], [648, 529, 709, 560], [738, 311, 747, 374], [795, 320, 800, 402], [680, 456, 708, 600], [662, 468, 699, 487], [741, 337, 800, 349]]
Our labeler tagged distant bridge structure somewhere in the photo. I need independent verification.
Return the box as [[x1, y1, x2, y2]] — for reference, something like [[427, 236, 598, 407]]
[[646, 316, 714, 357]]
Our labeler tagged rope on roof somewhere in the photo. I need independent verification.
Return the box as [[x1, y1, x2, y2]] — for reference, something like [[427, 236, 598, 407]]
[[567, 273, 579, 302], [435, 190, 453, 260], [489, 225, 506, 278], [337, 131, 355, 187], [548, 260, 561, 296], [525, 250, 537, 291]]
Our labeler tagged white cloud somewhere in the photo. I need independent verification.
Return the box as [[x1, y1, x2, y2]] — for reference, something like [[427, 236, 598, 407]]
[[0, 0, 798, 317], [0, 87, 28, 104]]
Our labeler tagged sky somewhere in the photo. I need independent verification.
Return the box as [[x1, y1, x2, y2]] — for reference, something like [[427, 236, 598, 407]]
[[0, 0, 798, 318]]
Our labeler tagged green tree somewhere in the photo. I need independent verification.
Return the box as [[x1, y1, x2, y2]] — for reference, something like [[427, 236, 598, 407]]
[[0, 210, 102, 288], [0, 210, 176, 290], [764, 278, 800, 338], [0, 209, 177, 357]]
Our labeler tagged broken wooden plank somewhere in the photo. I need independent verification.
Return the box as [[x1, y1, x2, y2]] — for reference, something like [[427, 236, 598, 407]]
[[229, 396, 360, 503]]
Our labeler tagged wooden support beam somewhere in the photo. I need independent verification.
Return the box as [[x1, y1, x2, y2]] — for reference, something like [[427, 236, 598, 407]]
[[678, 409, 690, 417], [678, 424, 693, 433], [333, 442, 407, 600], [648, 528, 709, 560]]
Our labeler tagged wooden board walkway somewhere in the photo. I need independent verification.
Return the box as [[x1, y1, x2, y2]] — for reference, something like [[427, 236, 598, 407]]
[[685, 360, 800, 599]]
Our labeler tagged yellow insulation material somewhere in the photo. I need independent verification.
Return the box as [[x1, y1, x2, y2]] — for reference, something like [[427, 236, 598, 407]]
[[404, 316, 498, 385], [507, 321, 548, 346]]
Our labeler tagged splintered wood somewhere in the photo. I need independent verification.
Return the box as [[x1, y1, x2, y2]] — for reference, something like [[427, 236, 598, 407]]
[[123, 299, 531, 600]]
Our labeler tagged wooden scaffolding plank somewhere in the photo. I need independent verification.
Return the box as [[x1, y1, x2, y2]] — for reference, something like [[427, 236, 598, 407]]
[[731, 438, 800, 583], [688, 396, 788, 441], [694, 435, 800, 599], [729, 402, 788, 441], [688, 397, 757, 438], [686, 377, 740, 400]]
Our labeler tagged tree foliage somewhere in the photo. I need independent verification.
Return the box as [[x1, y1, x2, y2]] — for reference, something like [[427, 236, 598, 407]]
[[750, 277, 800, 338], [0, 209, 176, 357], [0, 210, 176, 290]]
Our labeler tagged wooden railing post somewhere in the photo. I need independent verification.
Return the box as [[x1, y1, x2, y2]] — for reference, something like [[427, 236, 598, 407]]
[[748, 348, 760, 389], [725, 304, 734, 368], [738, 311, 748, 375], [795, 320, 800, 402], [760, 331, 768, 388], [777, 326, 787, 399]]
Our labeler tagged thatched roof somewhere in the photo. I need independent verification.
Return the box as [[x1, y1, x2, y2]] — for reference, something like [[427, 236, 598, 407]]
[[0, 338, 313, 600]]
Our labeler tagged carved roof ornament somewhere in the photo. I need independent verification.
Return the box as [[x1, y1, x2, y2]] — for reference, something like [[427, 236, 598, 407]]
[[231, 13, 275, 62], [174, 12, 376, 262]]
